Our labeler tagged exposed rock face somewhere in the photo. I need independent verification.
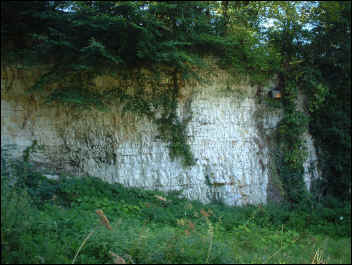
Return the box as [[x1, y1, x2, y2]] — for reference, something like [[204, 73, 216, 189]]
[[1, 64, 320, 205]]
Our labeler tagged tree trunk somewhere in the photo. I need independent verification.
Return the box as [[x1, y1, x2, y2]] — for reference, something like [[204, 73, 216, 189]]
[[222, 1, 229, 35]]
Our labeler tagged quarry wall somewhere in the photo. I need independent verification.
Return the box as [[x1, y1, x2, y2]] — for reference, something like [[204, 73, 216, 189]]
[[1, 63, 321, 205]]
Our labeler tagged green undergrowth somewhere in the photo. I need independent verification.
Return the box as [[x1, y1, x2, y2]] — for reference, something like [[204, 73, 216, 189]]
[[1, 157, 351, 264]]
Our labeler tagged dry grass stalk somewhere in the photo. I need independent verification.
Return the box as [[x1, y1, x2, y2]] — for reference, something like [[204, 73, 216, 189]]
[[188, 220, 195, 231], [154, 195, 167, 202], [125, 254, 135, 264], [205, 221, 214, 264], [200, 209, 210, 217], [311, 248, 326, 264], [109, 251, 127, 264], [72, 230, 95, 264], [96, 209, 112, 230]]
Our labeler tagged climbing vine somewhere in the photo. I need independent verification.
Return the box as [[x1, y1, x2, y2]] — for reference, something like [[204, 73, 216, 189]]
[[28, 62, 197, 167], [276, 76, 310, 204]]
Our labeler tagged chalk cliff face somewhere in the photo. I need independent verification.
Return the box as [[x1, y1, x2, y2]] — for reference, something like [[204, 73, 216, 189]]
[[1, 64, 320, 205]]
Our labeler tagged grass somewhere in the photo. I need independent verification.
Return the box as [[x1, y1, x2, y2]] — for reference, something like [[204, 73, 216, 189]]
[[1, 156, 351, 264]]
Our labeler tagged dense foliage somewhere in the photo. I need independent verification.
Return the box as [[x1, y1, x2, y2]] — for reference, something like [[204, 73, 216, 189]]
[[1, 152, 350, 264], [306, 2, 351, 202], [1, 1, 350, 202]]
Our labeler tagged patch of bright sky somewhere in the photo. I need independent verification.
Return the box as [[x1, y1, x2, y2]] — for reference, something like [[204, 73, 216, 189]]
[[55, 0, 318, 36], [261, 1, 318, 31]]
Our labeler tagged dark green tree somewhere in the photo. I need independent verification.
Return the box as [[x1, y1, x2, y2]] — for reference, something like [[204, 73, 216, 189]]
[[305, 1, 351, 202]]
